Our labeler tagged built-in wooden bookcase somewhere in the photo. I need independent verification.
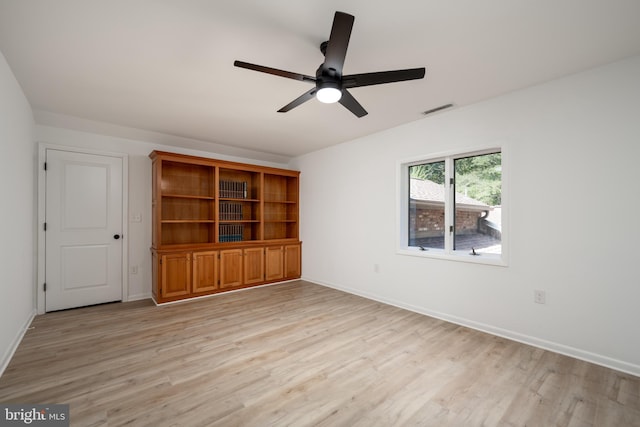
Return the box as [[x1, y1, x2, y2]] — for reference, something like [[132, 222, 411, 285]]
[[150, 151, 301, 303]]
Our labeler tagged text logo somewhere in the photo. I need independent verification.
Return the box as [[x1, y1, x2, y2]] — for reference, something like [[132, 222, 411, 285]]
[[1, 405, 69, 426]]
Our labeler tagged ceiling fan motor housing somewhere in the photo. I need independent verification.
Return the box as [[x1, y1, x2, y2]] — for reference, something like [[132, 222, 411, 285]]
[[316, 63, 342, 92]]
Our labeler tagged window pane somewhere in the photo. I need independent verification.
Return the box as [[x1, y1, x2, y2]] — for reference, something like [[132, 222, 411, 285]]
[[454, 152, 501, 255], [409, 161, 445, 249]]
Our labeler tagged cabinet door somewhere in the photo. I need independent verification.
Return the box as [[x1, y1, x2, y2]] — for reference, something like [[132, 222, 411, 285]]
[[192, 250, 218, 294], [265, 246, 284, 281], [161, 252, 191, 298], [244, 247, 265, 285], [284, 244, 301, 279], [219, 249, 243, 288]]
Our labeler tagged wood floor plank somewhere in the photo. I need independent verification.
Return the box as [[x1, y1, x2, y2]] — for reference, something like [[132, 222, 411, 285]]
[[1, 280, 639, 426]]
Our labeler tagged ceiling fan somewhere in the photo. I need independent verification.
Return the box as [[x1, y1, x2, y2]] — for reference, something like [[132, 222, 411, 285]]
[[234, 11, 426, 118]]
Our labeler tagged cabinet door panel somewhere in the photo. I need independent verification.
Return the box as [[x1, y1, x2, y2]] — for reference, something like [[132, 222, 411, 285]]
[[284, 244, 301, 279], [220, 249, 243, 288], [193, 251, 218, 293], [161, 253, 191, 298], [244, 247, 265, 285], [265, 246, 284, 281]]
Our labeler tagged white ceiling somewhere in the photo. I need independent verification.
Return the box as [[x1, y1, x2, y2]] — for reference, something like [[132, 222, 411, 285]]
[[1, 1, 640, 160]]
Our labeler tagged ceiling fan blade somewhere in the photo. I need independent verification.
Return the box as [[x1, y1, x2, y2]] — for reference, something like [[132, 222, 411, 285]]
[[323, 12, 354, 75], [342, 67, 425, 88], [338, 89, 368, 118], [277, 88, 317, 113], [234, 60, 315, 83]]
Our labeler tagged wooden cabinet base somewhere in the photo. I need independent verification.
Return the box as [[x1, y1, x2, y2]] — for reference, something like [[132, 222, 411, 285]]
[[151, 243, 301, 304]]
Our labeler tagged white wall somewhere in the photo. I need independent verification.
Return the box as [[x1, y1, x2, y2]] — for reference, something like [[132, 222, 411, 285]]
[[291, 55, 640, 376], [0, 51, 36, 373], [35, 125, 291, 302]]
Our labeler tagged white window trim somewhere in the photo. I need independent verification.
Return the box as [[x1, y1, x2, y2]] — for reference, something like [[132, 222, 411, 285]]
[[397, 145, 508, 267]]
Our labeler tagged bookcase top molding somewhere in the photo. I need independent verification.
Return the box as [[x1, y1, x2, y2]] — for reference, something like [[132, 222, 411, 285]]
[[149, 150, 300, 176]]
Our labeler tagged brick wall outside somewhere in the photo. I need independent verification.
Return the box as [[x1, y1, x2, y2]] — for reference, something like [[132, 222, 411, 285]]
[[456, 210, 481, 234], [409, 205, 484, 238]]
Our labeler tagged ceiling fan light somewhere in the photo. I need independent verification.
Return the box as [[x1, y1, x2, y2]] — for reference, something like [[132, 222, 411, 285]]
[[316, 87, 342, 104]]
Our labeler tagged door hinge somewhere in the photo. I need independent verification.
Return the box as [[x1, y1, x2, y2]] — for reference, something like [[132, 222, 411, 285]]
[[43, 283, 47, 292], [449, 225, 454, 233], [43, 222, 47, 231], [44, 162, 47, 171], [450, 177, 454, 185]]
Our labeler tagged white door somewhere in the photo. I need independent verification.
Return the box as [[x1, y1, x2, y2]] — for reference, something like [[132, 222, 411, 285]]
[[45, 149, 123, 311]]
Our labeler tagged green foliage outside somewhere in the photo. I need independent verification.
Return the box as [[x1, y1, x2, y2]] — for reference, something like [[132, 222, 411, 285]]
[[410, 161, 445, 184], [410, 152, 501, 206]]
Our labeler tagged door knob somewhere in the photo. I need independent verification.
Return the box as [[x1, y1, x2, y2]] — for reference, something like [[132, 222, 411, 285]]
[[114, 234, 121, 240]]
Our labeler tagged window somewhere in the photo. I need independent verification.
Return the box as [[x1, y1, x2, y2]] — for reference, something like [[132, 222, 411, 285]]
[[399, 148, 505, 265]]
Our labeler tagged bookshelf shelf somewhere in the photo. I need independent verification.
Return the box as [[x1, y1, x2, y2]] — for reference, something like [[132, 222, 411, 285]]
[[161, 220, 216, 223], [150, 150, 301, 303], [219, 198, 260, 202], [163, 194, 216, 200]]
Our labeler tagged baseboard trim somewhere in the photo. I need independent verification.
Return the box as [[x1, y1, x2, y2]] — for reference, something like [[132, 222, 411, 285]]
[[306, 277, 640, 378], [0, 309, 37, 378]]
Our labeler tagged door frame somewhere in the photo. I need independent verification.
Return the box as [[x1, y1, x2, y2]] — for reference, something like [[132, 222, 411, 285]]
[[37, 143, 129, 314]]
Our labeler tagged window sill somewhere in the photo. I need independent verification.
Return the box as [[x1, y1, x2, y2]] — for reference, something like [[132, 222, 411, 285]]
[[397, 247, 508, 267]]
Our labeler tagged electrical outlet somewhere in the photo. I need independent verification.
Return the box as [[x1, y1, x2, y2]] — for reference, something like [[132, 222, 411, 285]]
[[534, 290, 546, 304], [373, 263, 380, 273], [130, 265, 139, 275]]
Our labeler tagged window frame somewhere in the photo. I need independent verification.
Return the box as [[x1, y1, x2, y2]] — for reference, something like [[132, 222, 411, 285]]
[[397, 146, 508, 267]]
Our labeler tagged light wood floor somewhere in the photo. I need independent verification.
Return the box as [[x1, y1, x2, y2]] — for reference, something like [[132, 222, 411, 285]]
[[1, 281, 639, 426]]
